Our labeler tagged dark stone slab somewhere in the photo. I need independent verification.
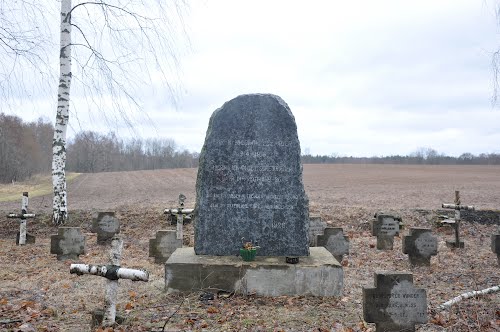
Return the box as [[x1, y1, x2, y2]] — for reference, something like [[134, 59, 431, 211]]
[[363, 272, 427, 331], [50, 227, 86, 260], [194, 94, 309, 256], [91, 212, 120, 244], [149, 230, 182, 264], [403, 228, 438, 266], [371, 214, 400, 250], [317, 227, 349, 262], [492, 234, 500, 265]]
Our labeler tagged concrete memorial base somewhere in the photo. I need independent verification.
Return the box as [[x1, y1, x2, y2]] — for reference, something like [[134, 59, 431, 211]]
[[165, 247, 343, 297]]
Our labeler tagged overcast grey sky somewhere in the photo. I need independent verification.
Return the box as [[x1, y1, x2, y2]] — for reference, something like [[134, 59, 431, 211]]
[[9, 0, 500, 157]]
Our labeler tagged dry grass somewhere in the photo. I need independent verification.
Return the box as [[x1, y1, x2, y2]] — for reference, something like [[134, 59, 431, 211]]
[[0, 173, 81, 202]]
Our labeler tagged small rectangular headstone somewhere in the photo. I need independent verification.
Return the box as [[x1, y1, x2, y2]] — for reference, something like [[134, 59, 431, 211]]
[[363, 272, 427, 332], [91, 212, 120, 244], [194, 94, 310, 256], [492, 234, 500, 265], [403, 228, 438, 266], [149, 230, 182, 264], [371, 214, 400, 250], [51, 227, 86, 260], [308, 214, 327, 246], [317, 227, 349, 262]]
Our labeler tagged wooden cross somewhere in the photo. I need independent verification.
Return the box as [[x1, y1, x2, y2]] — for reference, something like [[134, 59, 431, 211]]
[[164, 193, 194, 240], [442, 191, 474, 248], [7, 192, 36, 245], [70, 237, 149, 326]]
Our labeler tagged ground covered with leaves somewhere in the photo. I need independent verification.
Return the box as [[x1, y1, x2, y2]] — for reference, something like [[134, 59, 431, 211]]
[[0, 165, 499, 331]]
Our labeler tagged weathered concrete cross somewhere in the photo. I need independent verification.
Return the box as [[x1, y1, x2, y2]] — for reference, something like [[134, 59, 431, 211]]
[[164, 193, 193, 240], [442, 190, 474, 248], [363, 272, 427, 331], [7, 192, 36, 245], [70, 236, 148, 326]]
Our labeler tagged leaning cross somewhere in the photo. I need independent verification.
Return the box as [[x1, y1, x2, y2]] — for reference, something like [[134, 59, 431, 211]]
[[70, 236, 149, 326], [7, 192, 36, 245], [164, 193, 194, 240], [442, 190, 474, 248]]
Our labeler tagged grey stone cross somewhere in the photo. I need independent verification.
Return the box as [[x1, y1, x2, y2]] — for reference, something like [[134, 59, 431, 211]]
[[7, 192, 36, 245], [363, 272, 427, 331], [317, 227, 349, 262], [149, 230, 182, 263], [403, 228, 438, 266], [371, 213, 400, 250], [51, 227, 86, 260], [91, 212, 120, 244]]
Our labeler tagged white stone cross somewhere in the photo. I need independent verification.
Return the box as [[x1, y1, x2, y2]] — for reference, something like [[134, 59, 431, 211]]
[[442, 190, 474, 248], [164, 193, 194, 240], [7, 192, 35, 245], [70, 237, 148, 326]]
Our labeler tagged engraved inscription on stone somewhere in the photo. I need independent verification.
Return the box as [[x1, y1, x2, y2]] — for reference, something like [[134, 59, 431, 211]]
[[363, 273, 427, 332], [403, 228, 438, 266], [91, 212, 120, 244], [371, 214, 400, 250], [50, 227, 86, 260], [194, 94, 309, 256]]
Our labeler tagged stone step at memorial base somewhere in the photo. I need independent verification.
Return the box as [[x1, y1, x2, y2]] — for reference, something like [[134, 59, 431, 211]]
[[165, 247, 343, 297]]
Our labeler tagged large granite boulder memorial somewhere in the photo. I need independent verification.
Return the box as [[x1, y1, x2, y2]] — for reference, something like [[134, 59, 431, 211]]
[[166, 94, 343, 297], [194, 93, 309, 257]]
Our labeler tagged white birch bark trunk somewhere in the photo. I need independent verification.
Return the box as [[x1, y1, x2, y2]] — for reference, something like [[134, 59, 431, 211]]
[[436, 285, 500, 311], [176, 214, 183, 240], [52, 0, 72, 225], [103, 237, 122, 327], [19, 192, 28, 245]]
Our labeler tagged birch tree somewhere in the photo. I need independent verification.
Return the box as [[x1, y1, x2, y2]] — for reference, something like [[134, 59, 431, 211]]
[[53, 0, 72, 225], [50, 1, 187, 224]]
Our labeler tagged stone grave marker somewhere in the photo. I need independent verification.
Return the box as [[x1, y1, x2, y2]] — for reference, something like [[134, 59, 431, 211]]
[[70, 237, 148, 327], [7, 192, 36, 245], [194, 94, 309, 256], [492, 233, 500, 265], [91, 212, 120, 244], [149, 230, 182, 264], [317, 227, 349, 262], [441, 190, 474, 248], [308, 214, 327, 246], [363, 272, 427, 331], [50, 227, 86, 260], [371, 213, 400, 250], [403, 228, 438, 266]]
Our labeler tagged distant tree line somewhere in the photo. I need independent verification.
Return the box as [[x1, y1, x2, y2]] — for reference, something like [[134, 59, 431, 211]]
[[2, 114, 500, 183], [0, 114, 199, 183], [0, 114, 53, 182], [302, 147, 500, 165], [66, 131, 199, 173]]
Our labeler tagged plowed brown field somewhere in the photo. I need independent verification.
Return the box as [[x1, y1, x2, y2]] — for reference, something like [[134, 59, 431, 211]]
[[0, 164, 499, 331]]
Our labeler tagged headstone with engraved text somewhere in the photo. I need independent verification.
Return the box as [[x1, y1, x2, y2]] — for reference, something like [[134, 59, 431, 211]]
[[308, 214, 327, 246], [371, 214, 400, 250], [194, 94, 309, 256], [91, 212, 120, 244], [363, 272, 427, 332], [50, 227, 86, 260], [403, 228, 438, 266]]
